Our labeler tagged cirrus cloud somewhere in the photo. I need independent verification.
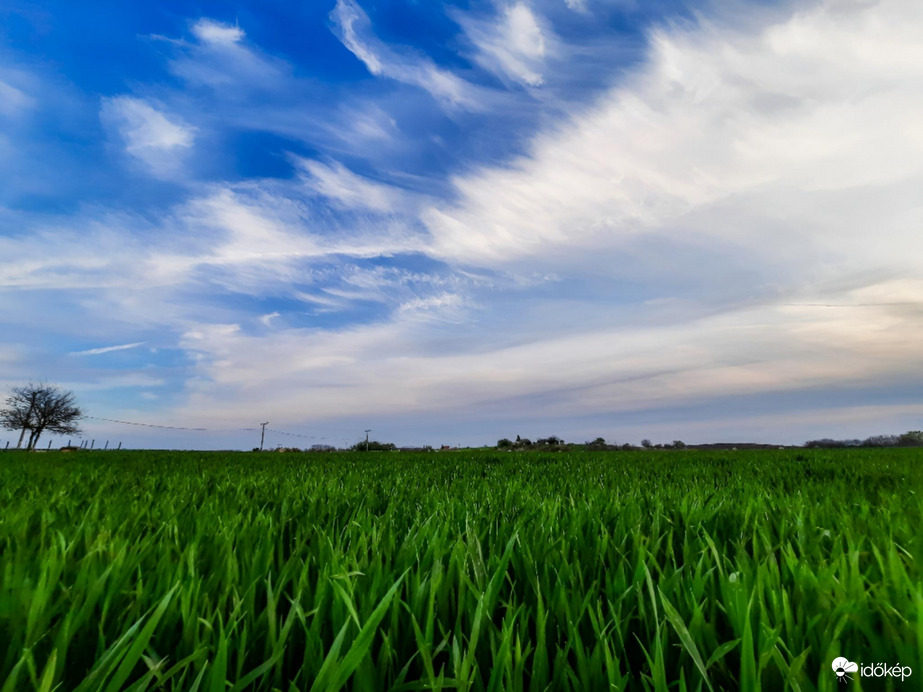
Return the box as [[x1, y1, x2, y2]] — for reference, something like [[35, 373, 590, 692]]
[[100, 96, 195, 177]]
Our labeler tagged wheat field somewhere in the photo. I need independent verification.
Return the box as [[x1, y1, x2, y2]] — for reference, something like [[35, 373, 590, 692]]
[[0, 448, 920, 691]]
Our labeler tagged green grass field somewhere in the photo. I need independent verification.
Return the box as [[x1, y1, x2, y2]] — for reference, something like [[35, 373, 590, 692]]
[[0, 449, 920, 691]]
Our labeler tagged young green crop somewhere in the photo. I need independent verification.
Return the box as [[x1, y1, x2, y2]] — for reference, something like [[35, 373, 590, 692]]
[[0, 448, 920, 690]]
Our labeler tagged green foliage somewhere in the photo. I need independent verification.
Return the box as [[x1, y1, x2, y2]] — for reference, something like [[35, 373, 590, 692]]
[[502, 436, 567, 450], [0, 448, 921, 690], [533, 436, 565, 448], [349, 440, 397, 452], [584, 437, 609, 451]]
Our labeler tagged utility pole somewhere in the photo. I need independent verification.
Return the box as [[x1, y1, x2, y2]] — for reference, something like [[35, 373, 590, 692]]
[[259, 422, 269, 451], [364, 429, 372, 451]]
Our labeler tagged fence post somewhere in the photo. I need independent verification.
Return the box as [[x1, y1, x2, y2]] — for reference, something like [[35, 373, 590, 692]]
[[47, 439, 52, 450], [104, 440, 109, 450], [90, 440, 95, 450], [117, 442, 122, 450]]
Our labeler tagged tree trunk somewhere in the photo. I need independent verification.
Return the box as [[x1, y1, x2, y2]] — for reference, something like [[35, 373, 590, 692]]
[[28, 427, 42, 451], [16, 399, 36, 449]]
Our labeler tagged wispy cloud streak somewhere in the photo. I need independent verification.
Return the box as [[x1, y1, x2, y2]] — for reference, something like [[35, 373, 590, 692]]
[[330, 0, 488, 110], [72, 342, 146, 356]]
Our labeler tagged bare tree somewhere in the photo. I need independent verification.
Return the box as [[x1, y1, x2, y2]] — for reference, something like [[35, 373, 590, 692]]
[[1, 383, 83, 450], [1, 385, 40, 448]]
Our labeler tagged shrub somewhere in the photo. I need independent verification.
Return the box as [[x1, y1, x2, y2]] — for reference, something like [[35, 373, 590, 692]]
[[899, 431, 923, 447], [351, 440, 398, 452], [585, 437, 608, 450], [861, 435, 899, 448]]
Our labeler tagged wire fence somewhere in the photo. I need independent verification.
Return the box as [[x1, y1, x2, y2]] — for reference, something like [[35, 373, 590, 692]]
[[1, 416, 364, 451]]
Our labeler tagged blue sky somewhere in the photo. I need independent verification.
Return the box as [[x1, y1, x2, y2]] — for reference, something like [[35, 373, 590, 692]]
[[1, 0, 922, 450]]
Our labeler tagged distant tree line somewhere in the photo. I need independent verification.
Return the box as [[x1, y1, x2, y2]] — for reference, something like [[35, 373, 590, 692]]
[[495, 436, 689, 451], [351, 440, 398, 452], [253, 441, 401, 453], [497, 435, 569, 450], [804, 431, 923, 448]]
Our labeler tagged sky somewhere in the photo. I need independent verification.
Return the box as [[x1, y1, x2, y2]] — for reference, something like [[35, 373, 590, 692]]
[[1, 0, 922, 450]]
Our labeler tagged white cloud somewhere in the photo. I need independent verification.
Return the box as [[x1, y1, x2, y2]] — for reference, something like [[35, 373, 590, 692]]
[[167, 18, 288, 90], [397, 292, 467, 322], [146, 0, 923, 435], [342, 105, 398, 142], [564, 0, 588, 13], [259, 312, 280, 327], [296, 158, 404, 213], [72, 342, 146, 356], [191, 19, 244, 46], [506, 5, 547, 59], [168, 292, 923, 435], [331, 0, 384, 75], [425, 0, 923, 268], [460, 3, 550, 87], [0, 181, 425, 310], [330, 0, 487, 110], [101, 96, 195, 176], [0, 80, 34, 116], [174, 186, 424, 272], [62, 374, 166, 391]]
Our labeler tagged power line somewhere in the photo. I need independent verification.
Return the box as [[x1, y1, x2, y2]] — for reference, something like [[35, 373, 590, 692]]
[[86, 416, 209, 431], [86, 416, 335, 441], [266, 428, 322, 439]]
